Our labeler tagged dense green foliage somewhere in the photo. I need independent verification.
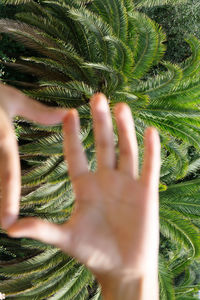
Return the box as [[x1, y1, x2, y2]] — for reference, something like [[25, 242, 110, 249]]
[[142, 0, 200, 63], [0, 3, 41, 88], [0, 0, 200, 299]]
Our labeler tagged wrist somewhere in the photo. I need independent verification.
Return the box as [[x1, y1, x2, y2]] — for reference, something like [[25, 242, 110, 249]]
[[97, 270, 159, 300]]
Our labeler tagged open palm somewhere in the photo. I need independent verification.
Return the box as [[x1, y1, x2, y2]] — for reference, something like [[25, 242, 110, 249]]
[[8, 93, 161, 283]]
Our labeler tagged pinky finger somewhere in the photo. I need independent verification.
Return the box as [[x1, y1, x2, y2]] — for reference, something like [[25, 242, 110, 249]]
[[140, 127, 161, 188]]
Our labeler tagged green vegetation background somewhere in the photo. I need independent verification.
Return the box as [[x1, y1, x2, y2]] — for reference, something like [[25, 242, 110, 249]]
[[0, 0, 200, 296], [1, 1, 200, 81]]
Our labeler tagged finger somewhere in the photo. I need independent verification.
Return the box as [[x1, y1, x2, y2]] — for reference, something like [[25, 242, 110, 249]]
[[90, 93, 115, 170], [63, 109, 89, 182], [7, 217, 73, 254], [0, 83, 67, 124], [114, 103, 138, 178], [0, 108, 20, 229], [17, 94, 67, 125], [140, 127, 161, 187]]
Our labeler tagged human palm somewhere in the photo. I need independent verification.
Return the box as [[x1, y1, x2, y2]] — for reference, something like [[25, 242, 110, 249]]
[[61, 169, 159, 277]]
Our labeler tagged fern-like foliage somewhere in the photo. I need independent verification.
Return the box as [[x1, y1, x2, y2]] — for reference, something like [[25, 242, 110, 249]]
[[134, 0, 188, 8], [0, 0, 199, 299]]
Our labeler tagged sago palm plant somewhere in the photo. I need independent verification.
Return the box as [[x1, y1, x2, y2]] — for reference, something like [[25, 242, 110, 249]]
[[0, 0, 200, 299]]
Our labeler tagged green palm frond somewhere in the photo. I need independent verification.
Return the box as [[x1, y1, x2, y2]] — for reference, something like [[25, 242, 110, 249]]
[[20, 181, 70, 207], [159, 254, 175, 300], [0, 0, 200, 298], [134, 0, 188, 8], [128, 11, 164, 79], [136, 62, 183, 98], [159, 139, 189, 183], [14, 12, 70, 41], [181, 35, 200, 78], [160, 208, 200, 259], [187, 157, 200, 176], [1, 0, 31, 3], [21, 156, 65, 186], [161, 179, 200, 217], [89, 0, 129, 43], [175, 260, 200, 299], [67, 6, 116, 65], [0, 248, 61, 277]]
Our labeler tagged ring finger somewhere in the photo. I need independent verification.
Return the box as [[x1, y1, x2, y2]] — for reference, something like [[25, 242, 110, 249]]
[[114, 103, 138, 178]]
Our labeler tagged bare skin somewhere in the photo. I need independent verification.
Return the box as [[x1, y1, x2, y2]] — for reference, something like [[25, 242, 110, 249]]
[[0, 84, 161, 299], [0, 82, 67, 229]]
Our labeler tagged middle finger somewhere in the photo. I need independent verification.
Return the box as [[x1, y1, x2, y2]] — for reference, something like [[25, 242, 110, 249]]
[[90, 93, 116, 170]]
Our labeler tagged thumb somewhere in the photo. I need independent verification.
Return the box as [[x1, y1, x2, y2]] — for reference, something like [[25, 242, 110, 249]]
[[7, 217, 73, 253]]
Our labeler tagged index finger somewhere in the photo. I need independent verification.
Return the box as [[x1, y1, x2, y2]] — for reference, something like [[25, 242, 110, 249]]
[[0, 108, 20, 230]]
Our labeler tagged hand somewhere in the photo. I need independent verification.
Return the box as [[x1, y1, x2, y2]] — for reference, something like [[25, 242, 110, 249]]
[[7, 93, 161, 299], [0, 82, 67, 229]]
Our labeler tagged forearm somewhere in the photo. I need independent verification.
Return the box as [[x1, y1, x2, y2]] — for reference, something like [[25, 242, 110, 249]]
[[98, 271, 159, 300]]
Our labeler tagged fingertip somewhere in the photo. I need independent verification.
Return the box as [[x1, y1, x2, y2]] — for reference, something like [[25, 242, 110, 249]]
[[144, 127, 160, 144], [114, 102, 125, 112], [63, 109, 78, 122], [144, 126, 154, 135], [6, 218, 31, 237], [7, 230, 24, 238], [0, 215, 18, 231], [114, 102, 131, 119], [7, 228, 25, 238], [90, 93, 107, 106], [63, 109, 80, 137]]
